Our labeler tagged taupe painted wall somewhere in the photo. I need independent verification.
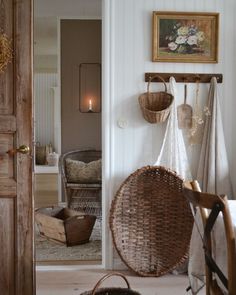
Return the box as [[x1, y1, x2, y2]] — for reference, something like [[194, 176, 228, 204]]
[[61, 20, 101, 153]]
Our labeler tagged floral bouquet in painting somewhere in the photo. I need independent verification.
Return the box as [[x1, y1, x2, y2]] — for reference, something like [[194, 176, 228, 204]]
[[166, 23, 205, 54], [153, 12, 218, 62]]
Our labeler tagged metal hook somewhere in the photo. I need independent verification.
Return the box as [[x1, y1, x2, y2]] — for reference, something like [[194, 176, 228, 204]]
[[195, 75, 201, 83]]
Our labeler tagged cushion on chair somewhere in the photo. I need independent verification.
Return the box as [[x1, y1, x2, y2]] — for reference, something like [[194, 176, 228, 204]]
[[65, 158, 102, 183]]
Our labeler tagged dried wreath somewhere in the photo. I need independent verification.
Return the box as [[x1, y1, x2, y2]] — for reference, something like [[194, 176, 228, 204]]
[[0, 32, 12, 73]]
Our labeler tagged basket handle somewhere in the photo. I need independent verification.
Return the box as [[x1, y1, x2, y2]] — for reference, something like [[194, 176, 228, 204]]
[[147, 75, 167, 93], [91, 273, 131, 295]]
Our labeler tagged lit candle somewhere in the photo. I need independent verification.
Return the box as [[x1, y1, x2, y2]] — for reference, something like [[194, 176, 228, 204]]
[[89, 99, 93, 111]]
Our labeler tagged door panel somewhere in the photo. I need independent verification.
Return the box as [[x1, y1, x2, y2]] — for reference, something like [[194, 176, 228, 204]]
[[0, 198, 15, 294], [0, 0, 34, 294], [0, 134, 14, 178], [0, 0, 13, 115]]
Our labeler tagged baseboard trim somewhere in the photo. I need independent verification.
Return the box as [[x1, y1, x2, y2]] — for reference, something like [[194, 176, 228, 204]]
[[36, 263, 103, 271]]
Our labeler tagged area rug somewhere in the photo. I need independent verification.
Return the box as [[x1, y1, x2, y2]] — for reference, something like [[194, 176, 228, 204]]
[[35, 195, 102, 262], [35, 213, 102, 262], [35, 234, 101, 262]]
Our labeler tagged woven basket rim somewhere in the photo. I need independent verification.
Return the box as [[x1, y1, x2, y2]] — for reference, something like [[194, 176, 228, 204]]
[[80, 273, 142, 295], [80, 287, 141, 295], [109, 166, 192, 277], [115, 166, 184, 189], [140, 90, 173, 96]]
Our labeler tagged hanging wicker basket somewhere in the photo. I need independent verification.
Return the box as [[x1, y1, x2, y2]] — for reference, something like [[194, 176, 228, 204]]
[[138, 75, 174, 123], [80, 273, 141, 295]]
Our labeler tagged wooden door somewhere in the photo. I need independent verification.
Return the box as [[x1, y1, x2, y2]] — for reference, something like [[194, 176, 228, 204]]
[[0, 0, 34, 294]]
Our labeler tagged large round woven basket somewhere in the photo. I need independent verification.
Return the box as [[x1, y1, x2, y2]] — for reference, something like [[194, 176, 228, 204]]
[[109, 166, 193, 277], [138, 75, 174, 123]]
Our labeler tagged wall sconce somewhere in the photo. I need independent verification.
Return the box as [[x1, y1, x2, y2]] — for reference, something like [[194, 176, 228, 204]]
[[79, 63, 101, 113]]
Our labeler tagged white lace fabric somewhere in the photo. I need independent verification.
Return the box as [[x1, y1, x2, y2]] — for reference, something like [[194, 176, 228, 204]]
[[155, 76, 192, 181]]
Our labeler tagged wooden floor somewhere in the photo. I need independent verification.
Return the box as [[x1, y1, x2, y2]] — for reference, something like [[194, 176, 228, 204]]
[[36, 269, 205, 295]]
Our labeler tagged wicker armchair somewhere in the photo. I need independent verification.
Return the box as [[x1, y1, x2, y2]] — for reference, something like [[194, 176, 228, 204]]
[[59, 150, 102, 207]]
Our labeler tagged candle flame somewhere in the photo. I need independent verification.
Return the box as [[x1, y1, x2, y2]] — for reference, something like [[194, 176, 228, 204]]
[[89, 99, 93, 111]]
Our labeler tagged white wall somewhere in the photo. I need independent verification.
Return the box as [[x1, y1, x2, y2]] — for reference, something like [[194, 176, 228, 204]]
[[34, 0, 102, 18], [107, 0, 236, 266], [34, 0, 102, 71], [34, 73, 57, 148], [61, 20, 102, 153], [34, 55, 57, 72], [109, 0, 236, 193]]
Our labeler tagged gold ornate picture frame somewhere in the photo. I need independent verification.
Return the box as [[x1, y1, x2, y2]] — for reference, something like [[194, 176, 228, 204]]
[[152, 11, 219, 63]]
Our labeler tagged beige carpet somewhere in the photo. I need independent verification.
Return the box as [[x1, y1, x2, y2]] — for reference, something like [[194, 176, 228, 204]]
[[35, 217, 102, 262], [35, 234, 102, 262]]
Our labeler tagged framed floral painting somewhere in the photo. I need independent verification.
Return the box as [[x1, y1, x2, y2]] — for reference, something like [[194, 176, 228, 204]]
[[152, 11, 219, 63]]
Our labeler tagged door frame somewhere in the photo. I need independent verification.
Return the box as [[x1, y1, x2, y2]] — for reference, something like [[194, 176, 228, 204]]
[[0, 0, 34, 293], [102, 0, 114, 269], [36, 0, 114, 271]]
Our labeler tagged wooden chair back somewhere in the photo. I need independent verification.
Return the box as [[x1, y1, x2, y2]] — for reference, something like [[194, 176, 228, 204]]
[[184, 181, 236, 295]]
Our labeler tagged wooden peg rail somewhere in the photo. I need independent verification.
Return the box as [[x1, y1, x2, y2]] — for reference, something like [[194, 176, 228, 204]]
[[145, 73, 223, 83]]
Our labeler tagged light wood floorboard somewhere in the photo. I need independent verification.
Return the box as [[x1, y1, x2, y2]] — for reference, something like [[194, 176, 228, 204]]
[[36, 269, 205, 295]]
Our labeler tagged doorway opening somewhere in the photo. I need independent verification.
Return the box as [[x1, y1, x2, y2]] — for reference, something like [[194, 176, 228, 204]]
[[33, 0, 102, 266]]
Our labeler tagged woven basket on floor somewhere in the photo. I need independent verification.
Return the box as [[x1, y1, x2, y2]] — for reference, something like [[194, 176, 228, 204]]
[[109, 166, 193, 277], [80, 273, 141, 295], [138, 75, 174, 123]]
